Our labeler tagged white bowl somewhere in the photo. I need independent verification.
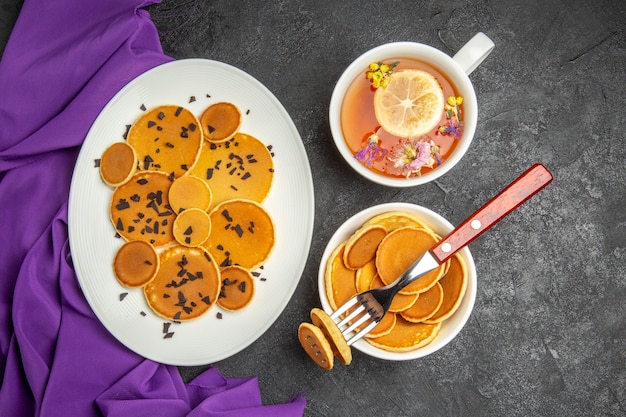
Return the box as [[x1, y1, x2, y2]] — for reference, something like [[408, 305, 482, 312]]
[[329, 35, 494, 187], [317, 202, 477, 361]]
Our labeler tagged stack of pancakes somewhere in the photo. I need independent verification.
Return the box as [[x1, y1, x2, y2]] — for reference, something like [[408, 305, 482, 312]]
[[100, 101, 275, 322], [299, 211, 468, 369]]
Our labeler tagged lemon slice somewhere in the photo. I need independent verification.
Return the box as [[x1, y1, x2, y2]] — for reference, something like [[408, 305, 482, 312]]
[[373, 69, 444, 138]]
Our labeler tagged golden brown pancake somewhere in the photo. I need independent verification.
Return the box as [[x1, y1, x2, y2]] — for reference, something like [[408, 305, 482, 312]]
[[365, 311, 396, 339], [366, 316, 441, 352], [203, 199, 275, 270], [368, 274, 419, 313], [363, 211, 432, 233], [343, 224, 387, 269], [200, 102, 242, 142], [375, 227, 446, 295], [298, 322, 334, 370], [324, 242, 357, 310], [113, 240, 159, 288], [127, 105, 203, 179], [217, 265, 255, 311], [423, 254, 467, 324], [400, 282, 444, 322], [99, 142, 137, 186], [310, 308, 352, 365], [355, 260, 377, 293], [190, 133, 274, 209], [110, 171, 176, 247], [168, 175, 212, 213], [173, 208, 211, 247], [144, 245, 221, 321]]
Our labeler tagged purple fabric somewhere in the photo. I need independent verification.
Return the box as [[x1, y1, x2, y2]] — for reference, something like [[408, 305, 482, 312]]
[[0, 0, 306, 415]]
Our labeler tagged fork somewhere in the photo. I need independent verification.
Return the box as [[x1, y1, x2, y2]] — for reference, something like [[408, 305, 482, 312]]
[[330, 164, 553, 345]]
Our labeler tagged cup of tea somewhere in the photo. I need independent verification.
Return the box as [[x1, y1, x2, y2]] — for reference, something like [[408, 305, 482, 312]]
[[329, 32, 494, 187]]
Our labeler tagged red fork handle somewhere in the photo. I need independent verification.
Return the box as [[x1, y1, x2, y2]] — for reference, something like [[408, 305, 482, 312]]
[[430, 164, 553, 264]]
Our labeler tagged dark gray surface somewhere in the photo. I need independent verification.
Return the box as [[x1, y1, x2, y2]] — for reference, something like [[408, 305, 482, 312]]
[[2, 1, 625, 416]]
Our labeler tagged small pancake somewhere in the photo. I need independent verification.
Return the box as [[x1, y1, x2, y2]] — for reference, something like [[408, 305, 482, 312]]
[[363, 211, 432, 233], [369, 274, 419, 313], [203, 199, 275, 270], [375, 227, 446, 295], [366, 316, 441, 352], [400, 282, 444, 322], [366, 310, 397, 339], [144, 245, 221, 321], [355, 260, 377, 293], [99, 142, 137, 186], [298, 322, 334, 370], [310, 308, 352, 365], [217, 265, 255, 311], [343, 224, 387, 269], [200, 102, 242, 142], [168, 175, 212, 213], [127, 105, 203, 179], [423, 254, 467, 324], [113, 240, 159, 288], [110, 171, 176, 247], [324, 242, 357, 310], [190, 133, 274, 209], [173, 208, 211, 247]]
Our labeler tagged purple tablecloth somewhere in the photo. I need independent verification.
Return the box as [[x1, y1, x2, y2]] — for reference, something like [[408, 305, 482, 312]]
[[0, 0, 306, 415]]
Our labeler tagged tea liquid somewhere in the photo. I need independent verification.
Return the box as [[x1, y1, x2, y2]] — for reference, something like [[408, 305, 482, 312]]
[[340, 58, 462, 177]]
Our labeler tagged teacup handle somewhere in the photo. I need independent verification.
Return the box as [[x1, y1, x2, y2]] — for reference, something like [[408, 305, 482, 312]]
[[452, 32, 495, 75]]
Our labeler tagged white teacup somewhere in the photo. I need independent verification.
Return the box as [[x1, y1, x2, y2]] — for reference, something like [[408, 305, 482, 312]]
[[329, 33, 494, 187]]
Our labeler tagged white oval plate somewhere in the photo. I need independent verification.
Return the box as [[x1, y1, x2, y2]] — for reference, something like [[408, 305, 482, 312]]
[[318, 202, 477, 360], [68, 59, 314, 366]]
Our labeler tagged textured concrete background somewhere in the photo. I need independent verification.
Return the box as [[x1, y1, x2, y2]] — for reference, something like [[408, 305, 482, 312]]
[[2, 0, 625, 416]]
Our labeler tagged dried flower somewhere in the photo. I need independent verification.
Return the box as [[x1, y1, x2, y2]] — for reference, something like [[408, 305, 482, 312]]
[[366, 61, 399, 89], [439, 95, 464, 138], [388, 138, 439, 177], [355, 129, 388, 167]]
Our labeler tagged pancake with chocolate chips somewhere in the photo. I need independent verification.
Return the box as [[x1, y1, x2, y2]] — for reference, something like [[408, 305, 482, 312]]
[[144, 245, 221, 321], [203, 199, 275, 270], [110, 171, 176, 247], [217, 265, 255, 311], [127, 105, 203, 179], [113, 240, 159, 288], [190, 132, 274, 209], [173, 208, 211, 247], [200, 101, 242, 142]]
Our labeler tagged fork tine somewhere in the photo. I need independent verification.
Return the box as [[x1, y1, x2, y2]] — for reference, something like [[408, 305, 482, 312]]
[[330, 295, 359, 320], [335, 304, 365, 328], [341, 310, 373, 335], [346, 319, 379, 345]]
